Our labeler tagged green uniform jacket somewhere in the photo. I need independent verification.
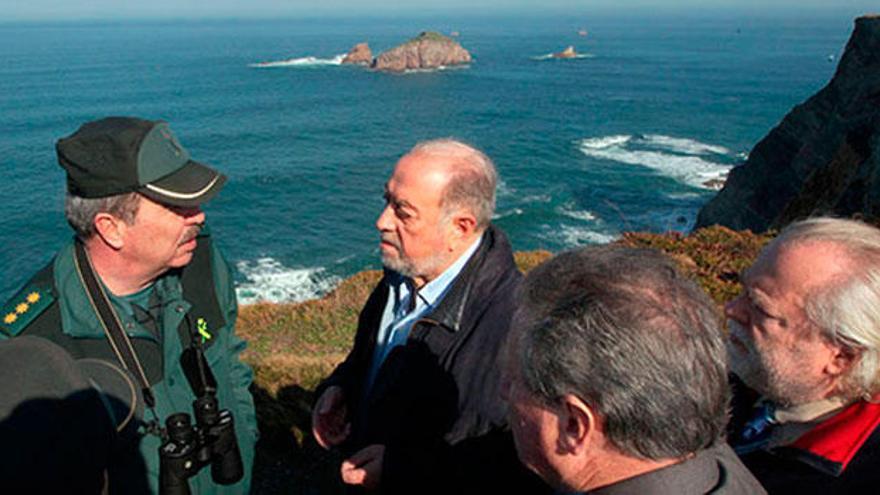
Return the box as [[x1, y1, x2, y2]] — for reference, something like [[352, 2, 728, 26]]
[[0, 232, 258, 494]]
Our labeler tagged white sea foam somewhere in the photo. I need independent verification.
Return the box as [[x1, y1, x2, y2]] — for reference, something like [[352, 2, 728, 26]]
[[664, 192, 702, 200], [496, 180, 514, 197], [400, 64, 471, 74], [531, 53, 595, 60], [577, 134, 733, 189], [235, 257, 340, 305], [249, 54, 346, 68], [552, 224, 618, 247], [556, 203, 597, 222], [581, 146, 729, 188], [492, 208, 524, 220], [519, 194, 552, 204], [642, 134, 730, 155], [580, 135, 632, 149]]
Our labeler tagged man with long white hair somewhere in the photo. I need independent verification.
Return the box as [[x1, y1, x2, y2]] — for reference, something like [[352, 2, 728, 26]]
[[726, 217, 880, 493]]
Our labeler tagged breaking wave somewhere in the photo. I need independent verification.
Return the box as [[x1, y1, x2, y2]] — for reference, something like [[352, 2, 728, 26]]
[[577, 134, 733, 189], [531, 53, 595, 60], [556, 202, 597, 222], [235, 257, 340, 304], [639, 134, 730, 155], [492, 207, 524, 220], [550, 224, 618, 247], [400, 64, 471, 74], [249, 54, 346, 68]]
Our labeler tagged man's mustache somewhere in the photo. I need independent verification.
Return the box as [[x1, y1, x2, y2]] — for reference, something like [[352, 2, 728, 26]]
[[182, 225, 201, 244]]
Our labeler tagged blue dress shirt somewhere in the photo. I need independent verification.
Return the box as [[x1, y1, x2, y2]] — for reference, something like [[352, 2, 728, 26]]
[[365, 237, 483, 391]]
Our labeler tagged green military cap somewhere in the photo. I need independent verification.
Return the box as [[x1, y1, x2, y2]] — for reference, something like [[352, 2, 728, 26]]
[[56, 117, 226, 207]]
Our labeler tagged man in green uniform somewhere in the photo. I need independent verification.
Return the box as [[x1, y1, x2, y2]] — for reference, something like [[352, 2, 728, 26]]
[[0, 117, 258, 494]]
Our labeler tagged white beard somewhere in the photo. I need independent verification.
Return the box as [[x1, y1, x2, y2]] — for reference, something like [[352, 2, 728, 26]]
[[726, 319, 824, 406]]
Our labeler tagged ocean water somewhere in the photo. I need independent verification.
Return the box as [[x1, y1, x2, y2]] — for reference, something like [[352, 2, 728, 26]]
[[0, 12, 855, 303]]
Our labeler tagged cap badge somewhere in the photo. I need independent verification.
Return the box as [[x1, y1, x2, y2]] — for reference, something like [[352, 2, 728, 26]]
[[160, 128, 183, 157]]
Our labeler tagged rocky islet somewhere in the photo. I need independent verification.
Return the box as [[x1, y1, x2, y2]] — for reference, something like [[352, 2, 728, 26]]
[[341, 31, 471, 72]]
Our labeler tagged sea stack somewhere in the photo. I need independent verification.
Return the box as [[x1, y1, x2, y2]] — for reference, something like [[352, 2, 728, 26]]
[[341, 42, 372, 65], [552, 46, 578, 59], [372, 31, 471, 72], [695, 15, 880, 231]]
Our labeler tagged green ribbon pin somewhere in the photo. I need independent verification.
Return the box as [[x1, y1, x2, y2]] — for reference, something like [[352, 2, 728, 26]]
[[197, 317, 212, 343]]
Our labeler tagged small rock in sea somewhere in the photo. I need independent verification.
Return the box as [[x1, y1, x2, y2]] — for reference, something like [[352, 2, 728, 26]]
[[703, 178, 727, 190], [552, 46, 578, 59], [341, 42, 372, 65]]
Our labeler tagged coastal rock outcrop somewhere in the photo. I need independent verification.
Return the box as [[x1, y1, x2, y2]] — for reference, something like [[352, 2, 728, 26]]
[[553, 46, 578, 58], [341, 42, 372, 65], [695, 15, 880, 232], [372, 31, 471, 72]]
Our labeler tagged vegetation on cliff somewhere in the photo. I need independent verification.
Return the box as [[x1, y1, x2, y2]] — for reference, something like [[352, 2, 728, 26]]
[[406, 31, 450, 43]]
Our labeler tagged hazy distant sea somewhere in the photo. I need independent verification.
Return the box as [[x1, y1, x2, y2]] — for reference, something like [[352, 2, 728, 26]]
[[0, 12, 855, 303]]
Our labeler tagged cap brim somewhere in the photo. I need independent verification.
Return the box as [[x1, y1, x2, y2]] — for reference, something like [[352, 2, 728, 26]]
[[139, 160, 226, 208]]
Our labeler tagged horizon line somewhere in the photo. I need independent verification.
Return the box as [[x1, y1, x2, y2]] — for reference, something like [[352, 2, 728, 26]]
[[2, 6, 873, 24]]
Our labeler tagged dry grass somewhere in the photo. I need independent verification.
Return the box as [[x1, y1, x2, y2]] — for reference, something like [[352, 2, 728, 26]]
[[618, 226, 774, 304]]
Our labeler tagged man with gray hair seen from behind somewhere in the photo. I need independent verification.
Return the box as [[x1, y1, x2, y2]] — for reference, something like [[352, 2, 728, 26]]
[[726, 217, 880, 493], [312, 139, 547, 494], [504, 245, 765, 494]]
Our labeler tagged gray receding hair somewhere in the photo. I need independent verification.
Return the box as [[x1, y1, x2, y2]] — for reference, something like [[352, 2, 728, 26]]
[[772, 217, 880, 401], [409, 139, 497, 230], [65, 192, 141, 240], [515, 245, 729, 461]]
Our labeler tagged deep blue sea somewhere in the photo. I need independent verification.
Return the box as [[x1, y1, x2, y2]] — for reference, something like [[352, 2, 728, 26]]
[[0, 12, 858, 303]]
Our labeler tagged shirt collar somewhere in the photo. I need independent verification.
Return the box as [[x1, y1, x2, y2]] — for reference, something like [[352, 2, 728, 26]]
[[769, 397, 847, 424], [390, 236, 483, 313], [54, 242, 181, 339], [587, 447, 720, 495]]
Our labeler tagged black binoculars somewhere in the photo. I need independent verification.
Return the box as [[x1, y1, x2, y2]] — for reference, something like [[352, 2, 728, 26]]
[[158, 394, 243, 495]]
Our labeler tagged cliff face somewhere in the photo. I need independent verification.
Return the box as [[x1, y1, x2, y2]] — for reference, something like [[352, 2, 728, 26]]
[[372, 31, 471, 72], [695, 15, 880, 232]]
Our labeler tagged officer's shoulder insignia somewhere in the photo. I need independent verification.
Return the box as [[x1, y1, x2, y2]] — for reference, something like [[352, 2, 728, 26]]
[[0, 285, 55, 337]]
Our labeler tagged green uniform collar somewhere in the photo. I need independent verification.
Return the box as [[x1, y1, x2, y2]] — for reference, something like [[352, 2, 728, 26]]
[[54, 242, 188, 340]]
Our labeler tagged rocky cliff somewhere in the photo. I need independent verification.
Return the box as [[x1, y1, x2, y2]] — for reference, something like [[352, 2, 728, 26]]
[[372, 31, 471, 72], [695, 15, 880, 232]]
